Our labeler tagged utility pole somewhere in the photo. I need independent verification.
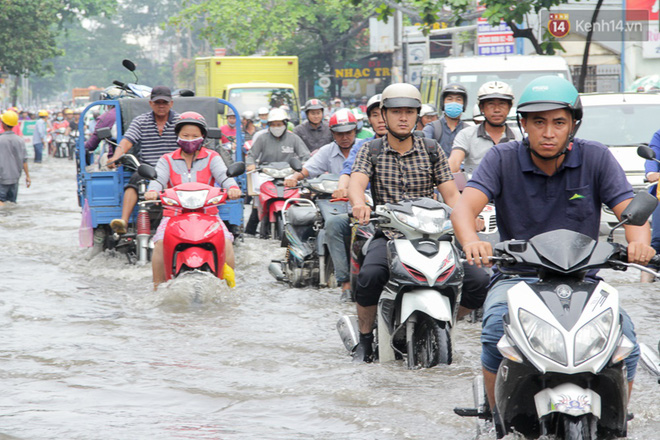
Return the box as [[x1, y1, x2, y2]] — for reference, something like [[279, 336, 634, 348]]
[[391, 10, 404, 83]]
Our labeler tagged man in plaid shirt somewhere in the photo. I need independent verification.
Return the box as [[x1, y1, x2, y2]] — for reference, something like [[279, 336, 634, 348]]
[[348, 83, 488, 362]]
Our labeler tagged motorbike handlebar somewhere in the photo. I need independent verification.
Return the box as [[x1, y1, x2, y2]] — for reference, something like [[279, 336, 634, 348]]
[[330, 197, 349, 203], [113, 80, 126, 88]]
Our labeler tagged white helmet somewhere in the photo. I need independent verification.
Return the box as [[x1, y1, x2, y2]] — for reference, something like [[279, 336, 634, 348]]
[[380, 83, 422, 109], [473, 103, 485, 123], [258, 107, 269, 116], [267, 107, 288, 123], [477, 81, 514, 103], [420, 104, 438, 117]]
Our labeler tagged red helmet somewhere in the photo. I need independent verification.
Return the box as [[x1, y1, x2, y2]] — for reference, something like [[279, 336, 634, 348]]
[[175, 111, 207, 137], [328, 109, 357, 133]]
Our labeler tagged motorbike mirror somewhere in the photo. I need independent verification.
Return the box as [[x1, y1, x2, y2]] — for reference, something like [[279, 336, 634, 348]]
[[620, 191, 658, 226], [637, 144, 656, 160], [226, 161, 246, 177], [218, 105, 225, 115], [137, 164, 157, 180], [122, 59, 136, 72], [207, 127, 222, 140], [174, 88, 195, 97], [97, 127, 112, 140], [289, 157, 303, 172]]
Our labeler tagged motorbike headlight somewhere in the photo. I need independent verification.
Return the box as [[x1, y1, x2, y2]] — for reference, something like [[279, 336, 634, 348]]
[[393, 206, 451, 235], [310, 180, 339, 194], [519, 309, 567, 366], [176, 190, 209, 209], [574, 309, 613, 365], [262, 167, 293, 179]]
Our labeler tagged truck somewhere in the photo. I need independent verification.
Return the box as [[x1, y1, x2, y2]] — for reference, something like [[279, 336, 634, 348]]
[[419, 55, 572, 120], [72, 86, 102, 110], [195, 56, 300, 124]]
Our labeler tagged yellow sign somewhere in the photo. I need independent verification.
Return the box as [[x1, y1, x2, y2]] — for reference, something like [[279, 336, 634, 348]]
[[334, 67, 391, 79]]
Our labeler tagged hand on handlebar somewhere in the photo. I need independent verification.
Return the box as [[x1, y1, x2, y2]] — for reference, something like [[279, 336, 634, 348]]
[[626, 241, 656, 266], [284, 175, 298, 188], [227, 187, 242, 200], [332, 188, 348, 199], [145, 190, 159, 201], [352, 204, 372, 225], [462, 240, 493, 268], [247, 164, 256, 172]]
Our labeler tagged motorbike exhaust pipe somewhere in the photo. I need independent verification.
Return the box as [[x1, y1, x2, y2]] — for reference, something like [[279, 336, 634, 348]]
[[268, 260, 287, 282], [336, 315, 360, 353]]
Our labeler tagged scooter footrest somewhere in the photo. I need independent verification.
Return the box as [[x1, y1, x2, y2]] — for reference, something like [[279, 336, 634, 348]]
[[453, 407, 479, 417]]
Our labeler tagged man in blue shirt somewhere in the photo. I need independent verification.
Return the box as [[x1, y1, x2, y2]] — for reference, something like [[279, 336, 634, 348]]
[[451, 76, 654, 418], [284, 109, 358, 299], [422, 82, 467, 156]]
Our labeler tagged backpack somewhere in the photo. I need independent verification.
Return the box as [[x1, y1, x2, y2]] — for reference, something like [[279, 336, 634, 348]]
[[430, 119, 444, 144], [367, 135, 441, 207]]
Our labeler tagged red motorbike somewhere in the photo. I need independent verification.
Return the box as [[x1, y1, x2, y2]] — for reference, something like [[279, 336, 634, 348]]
[[253, 158, 303, 240], [149, 162, 245, 282]]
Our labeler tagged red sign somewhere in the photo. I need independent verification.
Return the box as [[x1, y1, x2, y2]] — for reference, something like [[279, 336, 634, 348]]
[[477, 34, 514, 45], [214, 48, 226, 57], [548, 13, 570, 38]]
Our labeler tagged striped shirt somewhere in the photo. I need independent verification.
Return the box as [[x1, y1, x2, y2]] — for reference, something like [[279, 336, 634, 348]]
[[352, 135, 453, 205], [123, 110, 180, 166]]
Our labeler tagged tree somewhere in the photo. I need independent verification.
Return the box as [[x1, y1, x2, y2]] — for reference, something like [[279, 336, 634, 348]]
[[0, 0, 115, 105], [171, 0, 378, 98]]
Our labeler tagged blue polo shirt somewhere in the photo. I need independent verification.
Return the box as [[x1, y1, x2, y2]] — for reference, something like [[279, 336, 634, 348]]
[[467, 138, 633, 241], [341, 135, 374, 175]]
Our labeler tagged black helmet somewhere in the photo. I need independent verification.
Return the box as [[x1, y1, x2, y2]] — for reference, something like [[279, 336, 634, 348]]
[[440, 82, 468, 111], [175, 111, 208, 138]]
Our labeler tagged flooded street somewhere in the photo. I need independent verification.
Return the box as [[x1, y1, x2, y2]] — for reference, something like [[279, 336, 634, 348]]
[[0, 158, 658, 439]]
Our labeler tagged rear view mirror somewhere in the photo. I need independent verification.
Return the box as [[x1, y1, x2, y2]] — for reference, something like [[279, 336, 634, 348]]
[[637, 144, 656, 160], [138, 164, 157, 180], [289, 156, 303, 172], [226, 161, 246, 177], [97, 127, 112, 140], [621, 191, 658, 226], [207, 127, 222, 140], [122, 59, 136, 72]]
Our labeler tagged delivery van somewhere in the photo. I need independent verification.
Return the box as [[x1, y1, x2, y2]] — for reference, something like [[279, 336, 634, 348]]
[[195, 56, 300, 124], [420, 55, 572, 120]]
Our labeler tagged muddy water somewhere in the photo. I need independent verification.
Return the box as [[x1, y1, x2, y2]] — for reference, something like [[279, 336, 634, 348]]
[[0, 159, 657, 439]]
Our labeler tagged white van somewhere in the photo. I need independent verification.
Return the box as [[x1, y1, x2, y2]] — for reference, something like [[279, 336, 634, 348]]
[[420, 55, 572, 120]]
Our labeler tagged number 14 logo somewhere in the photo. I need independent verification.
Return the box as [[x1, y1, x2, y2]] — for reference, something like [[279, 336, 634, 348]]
[[548, 13, 570, 38]]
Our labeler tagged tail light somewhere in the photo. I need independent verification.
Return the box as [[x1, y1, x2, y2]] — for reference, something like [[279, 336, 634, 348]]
[[137, 210, 151, 235]]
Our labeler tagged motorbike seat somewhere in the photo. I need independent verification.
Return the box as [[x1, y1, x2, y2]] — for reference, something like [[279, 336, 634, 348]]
[[286, 205, 316, 226]]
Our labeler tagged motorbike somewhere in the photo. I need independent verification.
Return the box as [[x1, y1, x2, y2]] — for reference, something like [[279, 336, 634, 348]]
[[338, 198, 463, 369], [54, 127, 70, 158], [268, 174, 346, 288], [455, 191, 660, 439], [141, 161, 245, 281], [251, 158, 303, 240]]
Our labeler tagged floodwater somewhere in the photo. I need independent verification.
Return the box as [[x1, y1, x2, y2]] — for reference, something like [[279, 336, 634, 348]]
[[0, 159, 658, 439]]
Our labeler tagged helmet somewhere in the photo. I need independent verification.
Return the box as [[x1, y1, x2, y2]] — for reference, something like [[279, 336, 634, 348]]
[[257, 107, 269, 116], [440, 82, 468, 111], [1, 110, 18, 127], [267, 107, 288, 123], [101, 85, 123, 100], [420, 104, 438, 117], [472, 104, 484, 123], [366, 94, 382, 116], [477, 81, 514, 103], [64, 108, 74, 115], [350, 108, 365, 121], [329, 109, 357, 133], [380, 83, 422, 109], [517, 75, 582, 120], [226, 107, 235, 117], [304, 98, 324, 113], [174, 111, 208, 137], [38, 110, 49, 118], [241, 110, 255, 122]]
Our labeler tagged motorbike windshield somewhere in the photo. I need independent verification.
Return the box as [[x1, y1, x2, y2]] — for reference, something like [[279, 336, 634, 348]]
[[528, 230, 597, 271]]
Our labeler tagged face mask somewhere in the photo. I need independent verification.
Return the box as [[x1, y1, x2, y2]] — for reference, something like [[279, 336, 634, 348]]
[[269, 125, 286, 137], [228, 122, 235, 128], [57, 116, 63, 121], [260, 119, 268, 125], [444, 102, 463, 119], [177, 137, 204, 154]]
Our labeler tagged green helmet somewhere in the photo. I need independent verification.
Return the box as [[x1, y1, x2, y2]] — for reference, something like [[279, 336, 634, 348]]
[[517, 76, 582, 120]]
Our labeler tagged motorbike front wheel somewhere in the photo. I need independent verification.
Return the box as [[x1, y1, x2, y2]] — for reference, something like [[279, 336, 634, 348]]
[[562, 414, 597, 440], [406, 314, 451, 369], [271, 212, 284, 241]]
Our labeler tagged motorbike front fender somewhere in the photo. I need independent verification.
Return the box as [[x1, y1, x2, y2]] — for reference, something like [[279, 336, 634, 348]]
[[400, 289, 453, 325], [268, 200, 286, 222], [174, 247, 220, 277], [533, 383, 602, 419]]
